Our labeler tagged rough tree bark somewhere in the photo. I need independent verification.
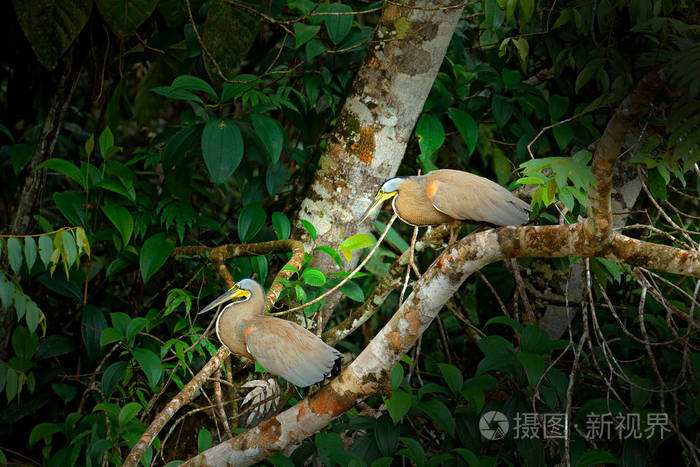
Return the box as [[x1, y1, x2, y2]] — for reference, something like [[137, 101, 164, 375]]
[[293, 0, 465, 275], [178, 68, 700, 467]]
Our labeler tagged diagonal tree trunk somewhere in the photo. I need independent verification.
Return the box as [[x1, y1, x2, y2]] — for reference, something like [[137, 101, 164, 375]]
[[293, 0, 465, 276]]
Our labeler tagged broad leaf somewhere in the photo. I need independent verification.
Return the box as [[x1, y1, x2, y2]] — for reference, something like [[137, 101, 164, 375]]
[[13, 0, 92, 69], [449, 108, 479, 155], [202, 118, 244, 184], [294, 23, 320, 48], [385, 391, 411, 424], [416, 114, 445, 158], [102, 205, 134, 246], [250, 114, 285, 162], [238, 204, 266, 243], [95, 0, 159, 37], [139, 233, 175, 283], [131, 348, 162, 389], [324, 3, 353, 44]]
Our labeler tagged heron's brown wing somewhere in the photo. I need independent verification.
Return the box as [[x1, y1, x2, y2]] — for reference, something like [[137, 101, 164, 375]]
[[246, 316, 341, 387], [425, 170, 531, 226]]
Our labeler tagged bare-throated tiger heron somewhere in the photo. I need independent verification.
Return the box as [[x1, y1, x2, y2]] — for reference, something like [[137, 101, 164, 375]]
[[200, 279, 341, 387], [361, 169, 530, 227]]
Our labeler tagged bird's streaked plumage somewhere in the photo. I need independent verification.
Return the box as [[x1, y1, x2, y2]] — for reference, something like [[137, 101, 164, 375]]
[[361, 169, 530, 227], [201, 279, 342, 387]]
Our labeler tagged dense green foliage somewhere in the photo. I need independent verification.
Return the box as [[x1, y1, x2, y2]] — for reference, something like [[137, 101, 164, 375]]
[[0, 0, 698, 465]]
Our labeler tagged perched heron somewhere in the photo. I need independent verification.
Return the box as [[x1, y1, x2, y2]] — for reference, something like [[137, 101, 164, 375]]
[[360, 169, 530, 227], [200, 279, 342, 387]]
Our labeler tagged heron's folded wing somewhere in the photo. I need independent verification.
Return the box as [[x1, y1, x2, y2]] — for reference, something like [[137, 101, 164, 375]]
[[427, 172, 530, 226], [246, 317, 341, 387]]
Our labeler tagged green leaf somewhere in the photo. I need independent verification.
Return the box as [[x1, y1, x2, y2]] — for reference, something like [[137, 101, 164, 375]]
[[61, 230, 78, 268], [198, 428, 213, 453], [385, 391, 412, 424], [339, 234, 374, 262], [294, 23, 321, 48], [118, 402, 142, 426], [271, 212, 291, 240], [519, 0, 534, 23], [305, 39, 328, 61], [251, 255, 268, 285], [200, 0, 263, 82], [139, 233, 175, 283], [25, 300, 42, 333], [126, 317, 148, 342], [238, 204, 266, 243], [38, 235, 53, 268], [398, 438, 426, 467], [100, 327, 123, 347], [492, 95, 514, 127], [0, 274, 14, 311], [10, 144, 34, 174], [7, 238, 23, 274], [13, 0, 92, 70], [202, 118, 244, 184], [266, 162, 289, 196], [24, 237, 37, 271], [251, 114, 285, 163], [12, 325, 38, 359], [549, 95, 569, 121], [314, 246, 343, 268], [29, 422, 62, 446], [417, 399, 455, 436], [339, 280, 364, 302], [267, 455, 294, 467], [36, 335, 77, 359], [438, 363, 463, 395], [95, 0, 159, 37], [162, 125, 202, 168], [574, 449, 618, 467], [416, 114, 445, 158], [647, 167, 667, 200], [82, 305, 107, 361], [98, 127, 115, 158], [302, 267, 327, 287], [51, 383, 75, 403], [324, 3, 353, 44], [315, 432, 344, 466], [102, 361, 128, 397], [575, 65, 598, 93], [452, 448, 480, 466], [502, 68, 521, 87], [374, 416, 400, 456], [521, 325, 551, 353], [131, 348, 162, 389], [53, 191, 87, 227], [300, 219, 317, 241], [169, 75, 218, 100], [102, 205, 134, 246], [40, 158, 86, 188], [552, 123, 574, 150], [449, 108, 479, 155], [516, 351, 545, 387]]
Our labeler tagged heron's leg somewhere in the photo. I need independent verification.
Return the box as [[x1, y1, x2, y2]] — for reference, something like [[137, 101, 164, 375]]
[[399, 225, 420, 305]]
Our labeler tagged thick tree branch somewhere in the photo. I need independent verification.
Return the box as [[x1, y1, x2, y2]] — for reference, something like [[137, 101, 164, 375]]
[[585, 68, 665, 241], [182, 219, 700, 466], [11, 56, 82, 234]]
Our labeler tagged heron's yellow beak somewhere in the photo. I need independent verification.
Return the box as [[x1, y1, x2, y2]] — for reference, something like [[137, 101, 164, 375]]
[[198, 285, 250, 314], [360, 190, 396, 223]]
